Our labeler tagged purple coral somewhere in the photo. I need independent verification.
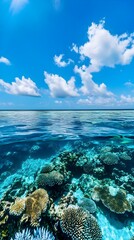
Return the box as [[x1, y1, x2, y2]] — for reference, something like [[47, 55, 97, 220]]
[[11, 228, 55, 240]]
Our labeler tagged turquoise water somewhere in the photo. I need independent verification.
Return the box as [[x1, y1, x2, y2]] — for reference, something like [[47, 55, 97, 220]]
[[0, 110, 134, 240]]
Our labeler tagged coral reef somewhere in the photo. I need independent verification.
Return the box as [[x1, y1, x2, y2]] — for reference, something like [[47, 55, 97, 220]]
[[48, 191, 77, 221], [78, 197, 97, 214], [36, 171, 64, 188], [21, 189, 49, 226], [10, 198, 26, 216], [100, 152, 119, 165], [0, 140, 134, 240], [11, 227, 55, 240], [33, 227, 55, 240], [9, 189, 49, 227], [92, 185, 132, 214], [11, 229, 32, 240], [40, 164, 54, 174], [60, 206, 102, 240]]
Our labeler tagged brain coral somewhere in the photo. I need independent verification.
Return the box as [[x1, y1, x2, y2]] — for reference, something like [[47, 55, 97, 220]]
[[60, 206, 102, 240], [100, 152, 119, 165], [92, 186, 132, 214], [36, 171, 64, 188]]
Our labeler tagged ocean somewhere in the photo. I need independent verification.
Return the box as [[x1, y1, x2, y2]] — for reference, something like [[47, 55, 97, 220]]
[[0, 110, 134, 240]]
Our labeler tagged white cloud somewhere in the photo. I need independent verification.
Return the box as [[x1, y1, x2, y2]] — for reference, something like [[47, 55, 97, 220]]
[[78, 20, 134, 72], [55, 100, 62, 104], [44, 71, 79, 98], [0, 76, 40, 97], [72, 20, 134, 98], [78, 95, 116, 106], [0, 102, 14, 106], [10, 0, 29, 13], [0, 56, 11, 65], [44, 20, 134, 107], [119, 94, 134, 104], [54, 54, 73, 67], [74, 64, 113, 97], [71, 43, 79, 53], [124, 81, 134, 87]]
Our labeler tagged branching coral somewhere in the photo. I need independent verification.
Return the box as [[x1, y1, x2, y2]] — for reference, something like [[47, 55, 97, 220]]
[[33, 227, 55, 240], [11, 229, 32, 240], [60, 206, 102, 240], [11, 227, 55, 240]]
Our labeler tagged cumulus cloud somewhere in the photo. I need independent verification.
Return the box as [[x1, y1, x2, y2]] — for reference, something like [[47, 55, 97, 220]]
[[10, 0, 29, 13], [0, 102, 14, 106], [119, 94, 134, 104], [78, 95, 116, 106], [44, 71, 79, 98], [74, 64, 113, 97], [55, 100, 62, 104], [124, 81, 134, 87], [71, 43, 79, 53], [0, 56, 11, 65], [45, 20, 134, 106], [54, 54, 73, 67], [78, 20, 134, 72], [72, 20, 134, 99], [0, 76, 40, 97]]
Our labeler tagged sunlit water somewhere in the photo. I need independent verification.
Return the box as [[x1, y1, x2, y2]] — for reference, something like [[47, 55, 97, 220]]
[[0, 110, 134, 240]]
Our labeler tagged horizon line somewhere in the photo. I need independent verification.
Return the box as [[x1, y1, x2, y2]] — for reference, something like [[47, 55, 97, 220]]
[[0, 108, 134, 111]]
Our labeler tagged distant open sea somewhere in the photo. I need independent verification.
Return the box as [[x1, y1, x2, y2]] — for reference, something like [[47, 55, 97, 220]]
[[0, 110, 134, 240]]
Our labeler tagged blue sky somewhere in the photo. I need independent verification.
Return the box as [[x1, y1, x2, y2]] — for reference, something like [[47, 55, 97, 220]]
[[0, 0, 134, 109]]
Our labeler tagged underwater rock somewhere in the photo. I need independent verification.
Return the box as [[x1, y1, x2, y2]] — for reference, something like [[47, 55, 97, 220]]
[[100, 152, 119, 165], [78, 197, 97, 214], [60, 206, 102, 240], [92, 185, 132, 214]]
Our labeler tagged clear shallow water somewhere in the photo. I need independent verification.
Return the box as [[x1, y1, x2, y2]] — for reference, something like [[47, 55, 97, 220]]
[[0, 110, 134, 240], [1, 110, 134, 144]]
